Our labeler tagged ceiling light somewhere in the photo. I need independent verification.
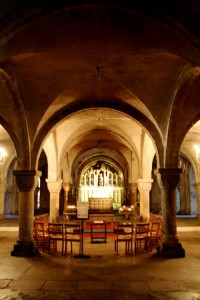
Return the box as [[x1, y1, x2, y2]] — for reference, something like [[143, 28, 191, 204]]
[[0, 147, 6, 165], [194, 145, 200, 162]]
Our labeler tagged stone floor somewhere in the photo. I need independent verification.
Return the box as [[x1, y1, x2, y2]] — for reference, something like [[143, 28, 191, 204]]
[[0, 217, 200, 299]]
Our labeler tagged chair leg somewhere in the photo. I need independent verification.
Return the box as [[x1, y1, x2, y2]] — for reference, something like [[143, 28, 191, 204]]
[[62, 242, 64, 256], [130, 241, 132, 255], [70, 241, 73, 254], [135, 240, 137, 255], [64, 241, 67, 256]]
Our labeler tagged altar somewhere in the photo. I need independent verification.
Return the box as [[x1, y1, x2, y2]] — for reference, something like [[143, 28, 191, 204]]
[[88, 197, 113, 212]]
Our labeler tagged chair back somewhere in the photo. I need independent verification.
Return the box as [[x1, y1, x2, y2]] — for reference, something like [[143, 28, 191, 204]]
[[148, 221, 161, 251], [33, 221, 49, 252], [48, 223, 64, 238], [64, 223, 81, 241], [117, 223, 134, 240], [135, 223, 149, 237], [134, 223, 149, 255], [48, 223, 64, 254], [150, 221, 160, 236], [33, 221, 46, 238]]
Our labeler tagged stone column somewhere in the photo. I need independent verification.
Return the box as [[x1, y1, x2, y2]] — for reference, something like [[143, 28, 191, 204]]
[[129, 183, 139, 222], [193, 182, 200, 219], [156, 168, 185, 258], [137, 179, 153, 222], [46, 179, 63, 222], [11, 170, 40, 257], [0, 182, 7, 219]]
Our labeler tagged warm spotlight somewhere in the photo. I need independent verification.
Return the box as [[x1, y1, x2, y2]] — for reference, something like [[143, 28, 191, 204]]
[[0, 147, 6, 165]]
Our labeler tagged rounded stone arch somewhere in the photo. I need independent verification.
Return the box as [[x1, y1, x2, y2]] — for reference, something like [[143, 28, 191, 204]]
[[166, 67, 200, 167], [0, 67, 31, 169], [72, 153, 129, 207], [58, 114, 141, 185], [31, 99, 164, 171], [179, 146, 199, 182], [73, 152, 129, 188], [0, 116, 19, 160]]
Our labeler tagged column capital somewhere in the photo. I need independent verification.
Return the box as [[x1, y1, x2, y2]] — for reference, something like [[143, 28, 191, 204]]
[[46, 179, 63, 193], [137, 179, 153, 192], [155, 168, 182, 190], [13, 170, 41, 191]]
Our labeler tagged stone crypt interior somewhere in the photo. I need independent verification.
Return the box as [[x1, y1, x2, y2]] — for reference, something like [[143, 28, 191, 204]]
[[1, 1, 200, 298]]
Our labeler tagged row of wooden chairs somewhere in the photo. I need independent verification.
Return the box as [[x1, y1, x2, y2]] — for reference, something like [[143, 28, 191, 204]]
[[33, 220, 162, 256], [114, 221, 162, 255], [33, 221, 82, 256]]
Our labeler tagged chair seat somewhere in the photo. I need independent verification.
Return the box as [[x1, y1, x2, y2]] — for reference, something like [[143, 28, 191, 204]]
[[66, 234, 80, 240]]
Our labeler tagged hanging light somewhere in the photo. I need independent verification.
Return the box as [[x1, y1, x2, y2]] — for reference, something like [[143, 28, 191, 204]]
[[194, 145, 200, 163], [0, 147, 6, 165]]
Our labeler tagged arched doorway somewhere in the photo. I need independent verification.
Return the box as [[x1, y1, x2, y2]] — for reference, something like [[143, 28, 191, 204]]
[[77, 156, 128, 211]]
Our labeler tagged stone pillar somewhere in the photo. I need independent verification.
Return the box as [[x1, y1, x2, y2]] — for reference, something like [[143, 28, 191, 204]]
[[156, 168, 185, 258], [193, 182, 200, 219], [0, 182, 7, 219], [129, 183, 139, 221], [11, 170, 40, 257], [137, 179, 153, 222], [46, 179, 63, 222]]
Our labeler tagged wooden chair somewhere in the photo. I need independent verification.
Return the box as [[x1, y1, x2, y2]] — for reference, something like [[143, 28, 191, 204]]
[[148, 221, 161, 252], [63, 223, 82, 256], [115, 223, 134, 255], [33, 221, 49, 252], [48, 223, 64, 255], [134, 223, 149, 255]]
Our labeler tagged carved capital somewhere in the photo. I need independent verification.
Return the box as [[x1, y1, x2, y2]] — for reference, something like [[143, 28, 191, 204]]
[[46, 179, 63, 193], [156, 168, 182, 190], [13, 170, 41, 192], [137, 179, 153, 192]]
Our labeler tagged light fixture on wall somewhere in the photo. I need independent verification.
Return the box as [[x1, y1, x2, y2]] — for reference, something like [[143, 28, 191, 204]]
[[194, 145, 200, 163], [0, 147, 6, 165]]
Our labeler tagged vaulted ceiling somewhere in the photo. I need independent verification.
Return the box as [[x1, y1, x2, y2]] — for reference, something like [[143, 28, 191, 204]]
[[0, 0, 200, 175]]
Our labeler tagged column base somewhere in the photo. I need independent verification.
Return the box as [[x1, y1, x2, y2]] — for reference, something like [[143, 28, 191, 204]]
[[157, 242, 185, 258], [11, 241, 39, 257]]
